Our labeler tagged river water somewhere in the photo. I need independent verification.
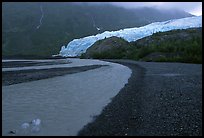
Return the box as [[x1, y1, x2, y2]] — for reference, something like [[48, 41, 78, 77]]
[[2, 59, 131, 136]]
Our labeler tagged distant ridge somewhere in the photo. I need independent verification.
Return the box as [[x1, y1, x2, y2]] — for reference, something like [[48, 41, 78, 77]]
[[3, 3, 193, 58]]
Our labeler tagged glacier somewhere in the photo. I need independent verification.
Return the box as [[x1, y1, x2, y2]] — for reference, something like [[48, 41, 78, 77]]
[[59, 16, 202, 57]]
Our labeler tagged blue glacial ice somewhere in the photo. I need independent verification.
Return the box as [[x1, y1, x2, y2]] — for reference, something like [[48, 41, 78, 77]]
[[59, 16, 202, 57]]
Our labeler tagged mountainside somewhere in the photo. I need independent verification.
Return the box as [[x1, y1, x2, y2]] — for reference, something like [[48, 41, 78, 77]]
[[59, 16, 201, 57], [2, 2, 193, 58], [81, 27, 202, 64]]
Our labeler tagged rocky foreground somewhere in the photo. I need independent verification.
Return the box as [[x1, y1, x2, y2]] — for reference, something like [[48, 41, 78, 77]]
[[78, 60, 202, 136]]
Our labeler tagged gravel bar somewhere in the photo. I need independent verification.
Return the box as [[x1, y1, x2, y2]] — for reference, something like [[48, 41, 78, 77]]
[[78, 60, 202, 136], [2, 60, 71, 68], [2, 65, 107, 86]]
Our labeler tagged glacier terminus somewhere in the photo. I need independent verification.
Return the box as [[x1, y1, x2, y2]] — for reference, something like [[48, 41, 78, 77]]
[[58, 16, 202, 57]]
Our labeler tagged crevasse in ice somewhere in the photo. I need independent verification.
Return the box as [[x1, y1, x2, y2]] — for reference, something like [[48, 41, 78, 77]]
[[59, 16, 202, 57]]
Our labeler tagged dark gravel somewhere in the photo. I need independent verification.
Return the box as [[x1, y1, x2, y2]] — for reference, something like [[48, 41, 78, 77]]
[[2, 60, 71, 68], [78, 60, 202, 136], [2, 65, 107, 86]]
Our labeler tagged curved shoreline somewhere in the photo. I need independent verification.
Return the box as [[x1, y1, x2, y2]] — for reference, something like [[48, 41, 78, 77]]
[[78, 60, 202, 136], [78, 61, 146, 136], [2, 59, 132, 136]]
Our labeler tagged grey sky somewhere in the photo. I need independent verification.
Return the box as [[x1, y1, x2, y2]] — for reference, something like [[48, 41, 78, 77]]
[[85, 2, 202, 16]]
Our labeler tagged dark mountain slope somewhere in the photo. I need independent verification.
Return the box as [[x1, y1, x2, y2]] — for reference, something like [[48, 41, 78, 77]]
[[83, 36, 130, 59], [2, 2, 193, 58]]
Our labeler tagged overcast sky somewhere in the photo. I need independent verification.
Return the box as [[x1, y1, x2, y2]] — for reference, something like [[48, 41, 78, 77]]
[[86, 2, 202, 16]]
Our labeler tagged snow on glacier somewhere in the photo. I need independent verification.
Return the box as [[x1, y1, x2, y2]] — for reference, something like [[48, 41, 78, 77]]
[[59, 16, 202, 57]]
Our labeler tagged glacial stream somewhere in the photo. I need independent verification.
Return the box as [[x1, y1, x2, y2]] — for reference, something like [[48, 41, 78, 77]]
[[2, 58, 132, 136]]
